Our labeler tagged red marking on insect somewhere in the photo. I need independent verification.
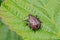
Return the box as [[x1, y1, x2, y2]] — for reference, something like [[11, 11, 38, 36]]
[[28, 14, 41, 30]]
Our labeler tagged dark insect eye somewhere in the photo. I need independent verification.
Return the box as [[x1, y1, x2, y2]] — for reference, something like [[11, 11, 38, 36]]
[[28, 14, 41, 31], [36, 25, 38, 27]]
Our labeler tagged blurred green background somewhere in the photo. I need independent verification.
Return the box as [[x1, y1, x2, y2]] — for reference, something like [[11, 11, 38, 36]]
[[0, 0, 60, 40], [0, 0, 23, 40]]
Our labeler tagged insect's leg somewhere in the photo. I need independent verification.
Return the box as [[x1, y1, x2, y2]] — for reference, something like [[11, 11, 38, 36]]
[[33, 29, 37, 32], [24, 19, 29, 22], [36, 15, 38, 17], [24, 19, 29, 26], [35, 15, 39, 18], [35, 14, 41, 18]]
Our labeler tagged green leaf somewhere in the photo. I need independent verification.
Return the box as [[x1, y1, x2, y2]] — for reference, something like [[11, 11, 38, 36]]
[[0, 0, 3, 6], [0, 0, 60, 40], [0, 20, 23, 40]]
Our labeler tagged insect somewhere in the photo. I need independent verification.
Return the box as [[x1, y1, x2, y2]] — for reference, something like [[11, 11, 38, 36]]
[[28, 14, 41, 31]]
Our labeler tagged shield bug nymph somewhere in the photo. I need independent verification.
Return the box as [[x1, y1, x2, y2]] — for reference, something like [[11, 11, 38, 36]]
[[28, 14, 41, 30]]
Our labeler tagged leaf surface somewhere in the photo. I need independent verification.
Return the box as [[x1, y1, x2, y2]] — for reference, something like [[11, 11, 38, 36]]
[[0, 0, 60, 40], [0, 20, 23, 40]]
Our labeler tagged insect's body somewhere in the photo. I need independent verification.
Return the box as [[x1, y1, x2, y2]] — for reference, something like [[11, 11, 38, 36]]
[[29, 15, 41, 30]]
